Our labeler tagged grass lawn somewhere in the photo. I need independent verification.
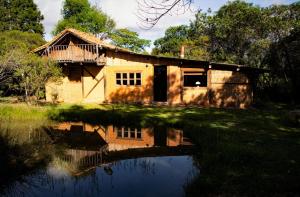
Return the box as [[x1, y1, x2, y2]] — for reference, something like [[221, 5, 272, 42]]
[[0, 102, 299, 196]]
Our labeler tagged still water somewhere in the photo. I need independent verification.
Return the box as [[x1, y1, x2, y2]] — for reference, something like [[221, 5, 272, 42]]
[[0, 122, 199, 197]]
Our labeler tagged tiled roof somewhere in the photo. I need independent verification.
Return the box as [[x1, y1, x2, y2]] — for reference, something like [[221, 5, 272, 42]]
[[33, 28, 130, 53]]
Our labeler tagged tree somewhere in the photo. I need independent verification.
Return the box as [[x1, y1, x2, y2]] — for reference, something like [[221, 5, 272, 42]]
[[14, 54, 62, 101], [152, 25, 189, 57], [0, 31, 45, 85], [0, 31, 61, 101], [264, 2, 300, 42], [0, 0, 44, 34], [150, 1, 299, 103], [53, 0, 115, 37], [0, 30, 45, 55], [208, 1, 267, 64], [110, 29, 151, 53], [152, 24, 210, 60], [265, 28, 300, 103]]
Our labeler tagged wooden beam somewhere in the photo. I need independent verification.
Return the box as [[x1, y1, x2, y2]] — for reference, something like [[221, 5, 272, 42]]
[[83, 66, 97, 80], [81, 65, 84, 100], [84, 76, 104, 99]]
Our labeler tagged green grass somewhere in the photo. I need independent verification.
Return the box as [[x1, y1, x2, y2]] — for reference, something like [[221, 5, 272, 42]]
[[0, 102, 299, 196], [0, 103, 48, 121]]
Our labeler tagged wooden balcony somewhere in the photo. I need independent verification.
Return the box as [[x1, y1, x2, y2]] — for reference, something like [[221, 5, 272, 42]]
[[43, 44, 106, 66]]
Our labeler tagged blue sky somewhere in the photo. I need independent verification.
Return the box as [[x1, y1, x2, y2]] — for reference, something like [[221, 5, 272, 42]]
[[34, 0, 297, 46]]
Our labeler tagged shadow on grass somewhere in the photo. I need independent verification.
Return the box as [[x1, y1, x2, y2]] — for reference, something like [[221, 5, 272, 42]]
[[48, 104, 179, 128]]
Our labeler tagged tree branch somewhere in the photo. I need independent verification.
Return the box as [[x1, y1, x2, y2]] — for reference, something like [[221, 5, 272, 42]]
[[136, 0, 193, 29]]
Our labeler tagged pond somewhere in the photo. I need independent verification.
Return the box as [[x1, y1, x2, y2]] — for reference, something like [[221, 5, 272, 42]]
[[0, 122, 199, 197], [1, 114, 299, 196]]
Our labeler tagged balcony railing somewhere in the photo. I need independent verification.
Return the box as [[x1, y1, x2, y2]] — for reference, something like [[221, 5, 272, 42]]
[[43, 44, 106, 65]]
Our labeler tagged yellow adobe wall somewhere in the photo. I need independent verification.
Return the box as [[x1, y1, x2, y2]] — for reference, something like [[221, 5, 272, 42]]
[[104, 65, 154, 103], [177, 69, 252, 108], [209, 70, 252, 108], [45, 64, 105, 103], [180, 68, 209, 105], [82, 65, 105, 103], [183, 87, 209, 105], [45, 50, 253, 108], [167, 66, 182, 104], [105, 51, 155, 103], [46, 66, 82, 103]]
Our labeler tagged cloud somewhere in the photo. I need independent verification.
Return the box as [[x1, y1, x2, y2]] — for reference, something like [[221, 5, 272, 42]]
[[34, 0, 63, 40], [99, 0, 196, 41]]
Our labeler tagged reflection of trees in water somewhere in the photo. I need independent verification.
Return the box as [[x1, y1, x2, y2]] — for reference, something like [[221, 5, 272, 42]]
[[4, 170, 53, 197], [0, 124, 53, 196], [3, 158, 157, 196], [112, 158, 156, 176]]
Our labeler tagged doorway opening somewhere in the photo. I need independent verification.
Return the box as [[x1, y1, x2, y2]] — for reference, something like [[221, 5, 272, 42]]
[[154, 65, 167, 102]]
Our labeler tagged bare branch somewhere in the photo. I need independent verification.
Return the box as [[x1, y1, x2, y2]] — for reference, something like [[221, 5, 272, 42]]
[[136, 0, 194, 29]]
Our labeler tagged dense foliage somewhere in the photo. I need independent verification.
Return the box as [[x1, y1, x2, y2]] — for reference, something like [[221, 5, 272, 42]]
[[153, 25, 189, 56], [0, 31, 62, 101], [53, 0, 151, 52], [0, 0, 44, 34], [52, 0, 115, 37], [152, 0, 300, 103], [110, 28, 151, 53]]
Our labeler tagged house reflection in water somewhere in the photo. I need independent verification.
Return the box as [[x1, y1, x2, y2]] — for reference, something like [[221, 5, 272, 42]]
[[46, 122, 195, 176]]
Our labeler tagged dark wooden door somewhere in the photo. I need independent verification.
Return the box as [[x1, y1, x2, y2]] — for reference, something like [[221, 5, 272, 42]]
[[154, 66, 167, 102], [154, 126, 167, 146]]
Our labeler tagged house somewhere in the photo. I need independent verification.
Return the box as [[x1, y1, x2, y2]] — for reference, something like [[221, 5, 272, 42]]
[[34, 28, 262, 108], [48, 121, 194, 176], [51, 122, 192, 151]]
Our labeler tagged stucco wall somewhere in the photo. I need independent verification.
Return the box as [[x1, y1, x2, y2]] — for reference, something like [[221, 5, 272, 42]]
[[45, 50, 253, 108], [46, 66, 82, 103], [82, 65, 105, 103], [104, 65, 154, 104], [104, 51, 154, 103], [209, 70, 252, 108], [175, 69, 252, 108], [182, 87, 209, 105], [167, 66, 182, 105], [46, 64, 105, 103]]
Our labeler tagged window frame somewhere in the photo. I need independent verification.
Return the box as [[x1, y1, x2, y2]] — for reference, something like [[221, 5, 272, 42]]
[[115, 72, 142, 86], [182, 69, 208, 88], [115, 127, 142, 140]]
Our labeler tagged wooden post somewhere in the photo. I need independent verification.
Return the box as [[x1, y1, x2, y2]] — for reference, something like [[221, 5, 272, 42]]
[[81, 64, 84, 100], [207, 64, 212, 106], [96, 44, 99, 62], [46, 47, 50, 56]]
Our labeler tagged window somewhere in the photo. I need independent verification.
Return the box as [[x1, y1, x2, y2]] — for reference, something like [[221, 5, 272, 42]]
[[124, 130, 129, 138], [130, 128, 135, 138], [117, 128, 122, 137], [136, 130, 142, 139], [116, 72, 142, 86], [116, 73, 121, 85], [129, 73, 135, 85], [116, 127, 142, 140], [183, 71, 207, 87], [136, 73, 141, 85], [122, 73, 128, 85]]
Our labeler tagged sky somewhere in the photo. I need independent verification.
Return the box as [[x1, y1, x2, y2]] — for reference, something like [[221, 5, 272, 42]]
[[34, 0, 297, 46]]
